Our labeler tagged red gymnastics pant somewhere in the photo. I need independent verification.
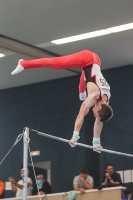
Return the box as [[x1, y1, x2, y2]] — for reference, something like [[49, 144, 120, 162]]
[[20, 50, 101, 71], [19, 50, 101, 93]]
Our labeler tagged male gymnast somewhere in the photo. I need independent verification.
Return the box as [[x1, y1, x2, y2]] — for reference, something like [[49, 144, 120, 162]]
[[11, 50, 113, 152]]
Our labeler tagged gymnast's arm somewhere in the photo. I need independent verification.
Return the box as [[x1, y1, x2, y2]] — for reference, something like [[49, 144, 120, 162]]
[[93, 118, 103, 138], [74, 95, 97, 132]]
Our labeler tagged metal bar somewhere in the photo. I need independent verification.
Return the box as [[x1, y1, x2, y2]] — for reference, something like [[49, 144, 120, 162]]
[[30, 128, 133, 158], [22, 128, 29, 200]]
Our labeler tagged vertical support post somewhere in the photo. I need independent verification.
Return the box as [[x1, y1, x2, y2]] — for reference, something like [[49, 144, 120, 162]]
[[47, 170, 51, 184], [22, 127, 29, 200]]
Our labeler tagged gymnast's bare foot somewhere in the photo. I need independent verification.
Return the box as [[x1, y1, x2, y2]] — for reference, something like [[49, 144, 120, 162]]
[[11, 59, 24, 75]]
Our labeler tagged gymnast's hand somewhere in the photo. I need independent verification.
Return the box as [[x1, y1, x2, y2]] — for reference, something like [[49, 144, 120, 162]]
[[93, 145, 103, 153], [69, 138, 77, 147], [92, 138, 102, 153], [69, 131, 80, 147]]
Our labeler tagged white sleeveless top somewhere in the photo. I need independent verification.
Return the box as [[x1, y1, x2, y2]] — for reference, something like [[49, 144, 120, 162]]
[[91, 64, 111, 101]]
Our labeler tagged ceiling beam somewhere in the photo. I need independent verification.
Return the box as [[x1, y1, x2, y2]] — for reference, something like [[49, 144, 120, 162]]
[[0, 34, 80, 74], [0, 34, 60, 58]]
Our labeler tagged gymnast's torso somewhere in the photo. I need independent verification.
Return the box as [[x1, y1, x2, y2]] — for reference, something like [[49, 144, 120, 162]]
[[83, 64, 111, 102]]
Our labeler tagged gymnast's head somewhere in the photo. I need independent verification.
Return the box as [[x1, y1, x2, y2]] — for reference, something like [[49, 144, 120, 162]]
[[93, 103, 113, 122]]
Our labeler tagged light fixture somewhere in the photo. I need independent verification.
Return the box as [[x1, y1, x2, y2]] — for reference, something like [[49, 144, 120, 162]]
[[0, 53, 5, 58], [107, 23, 133, 33], [51, 22, 133, 44]]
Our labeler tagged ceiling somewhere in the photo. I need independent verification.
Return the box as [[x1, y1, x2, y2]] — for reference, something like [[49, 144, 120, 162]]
[[0, 0, 133, 90]]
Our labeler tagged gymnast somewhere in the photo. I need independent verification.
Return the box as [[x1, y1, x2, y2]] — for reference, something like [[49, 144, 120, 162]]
[[11, 50, 113, 152]]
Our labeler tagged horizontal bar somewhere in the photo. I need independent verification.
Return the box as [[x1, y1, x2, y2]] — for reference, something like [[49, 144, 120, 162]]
[[29, 128, 133, 158]]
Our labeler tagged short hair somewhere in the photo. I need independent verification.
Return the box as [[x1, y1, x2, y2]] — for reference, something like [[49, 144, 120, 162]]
[[98, 104, 113, 122], [123, 188, 132, 196], [80, 168, 88, 174], [105, 164, 114, 169], [37, 174, 45, 180]]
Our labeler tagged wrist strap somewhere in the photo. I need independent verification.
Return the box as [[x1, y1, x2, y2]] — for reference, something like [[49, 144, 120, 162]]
[[72, 131, 80, 140], [92, 138, 100, 145]]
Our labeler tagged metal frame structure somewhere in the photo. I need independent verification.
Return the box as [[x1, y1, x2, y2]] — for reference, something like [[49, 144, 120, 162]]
[[22, 128, 29, 200], [22, 127, 133, 200]]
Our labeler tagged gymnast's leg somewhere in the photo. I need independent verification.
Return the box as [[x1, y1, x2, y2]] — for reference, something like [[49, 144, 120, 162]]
[[11, 50, 88, 75]]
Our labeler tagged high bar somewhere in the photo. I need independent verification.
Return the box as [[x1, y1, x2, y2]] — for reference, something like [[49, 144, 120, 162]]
[[29, 128, 133, 158]]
